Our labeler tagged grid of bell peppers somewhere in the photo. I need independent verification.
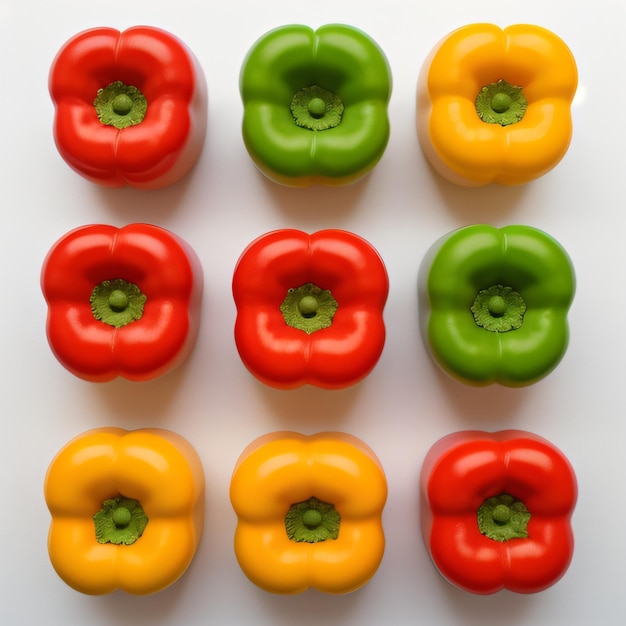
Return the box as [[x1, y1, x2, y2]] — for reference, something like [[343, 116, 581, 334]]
[[41, 21, 579, 598]]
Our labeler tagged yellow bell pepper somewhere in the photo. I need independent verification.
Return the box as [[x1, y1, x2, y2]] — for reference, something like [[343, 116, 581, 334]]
[[417, 23, 578, 186], [229, 431, 387, 594], [44, 427, 205, 595]]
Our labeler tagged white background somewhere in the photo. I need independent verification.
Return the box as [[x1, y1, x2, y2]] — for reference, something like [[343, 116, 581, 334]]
[[0, 1, 621, 624]]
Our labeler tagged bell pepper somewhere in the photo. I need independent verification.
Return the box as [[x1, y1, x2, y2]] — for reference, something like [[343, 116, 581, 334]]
[[419, 224, 575, 386], [49, 26, 208, 189], [41, 223, 203, 382], [230, 431, 387, 594], [240, 23, 392, 186], [417, 23, 577, 186], [232, 229, 389, 389], [44, 427, 205, 595], [420, 430, 577, 594]]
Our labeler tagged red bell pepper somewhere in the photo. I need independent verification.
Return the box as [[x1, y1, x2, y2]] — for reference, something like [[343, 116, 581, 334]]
[[49, 26, 207, 189], [421, 430, 577, 594], [41, 223, 203, 382], [232, 229, 388, 389]]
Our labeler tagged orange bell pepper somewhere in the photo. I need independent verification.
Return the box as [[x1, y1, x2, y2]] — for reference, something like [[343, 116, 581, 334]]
[[229, 431, 387, 594], [44, 428, 204, 595], [417, 23, 577, 186]]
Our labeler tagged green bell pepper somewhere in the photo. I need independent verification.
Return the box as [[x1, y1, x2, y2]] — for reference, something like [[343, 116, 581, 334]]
[[419, 225, 575, 387], [240, 23, 392, 187]]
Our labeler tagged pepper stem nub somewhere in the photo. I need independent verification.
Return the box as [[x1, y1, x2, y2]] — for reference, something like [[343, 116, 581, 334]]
[[94, 81, 148, 129], [93, 495, 149, 545], [90, 278, 147, 328], [290, 85, 344, 131], [471, 284, 526, 332], [475, 79, 527, 126], [280, 282, 338, 334], [477, 493, 530, 542], [285, 496, 340, 543]]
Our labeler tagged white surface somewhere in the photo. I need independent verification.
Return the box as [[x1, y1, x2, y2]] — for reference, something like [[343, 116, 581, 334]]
[[0, 1, 621, 624]]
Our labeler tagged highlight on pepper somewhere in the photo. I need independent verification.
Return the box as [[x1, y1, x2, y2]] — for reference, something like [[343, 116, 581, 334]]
[[49, 26, 208, 189], [230, 431, 387, 594], [417, 23, 578, 186], [240, 23, 392, 186], [420, 430, 577, 594], [232, 229, 389, 389], [44, 427, 205, 595], [41, 223, 203, 382], [418, 224, 575, 387]]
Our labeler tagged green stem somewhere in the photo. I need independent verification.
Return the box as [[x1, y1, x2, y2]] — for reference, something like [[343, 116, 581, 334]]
[[94, 81, 148, 129], [471, 284, 526, 332], [284, 497, 340, 543], [280, 283, 338, 334], [475, 79, 527, 126], [290, 85, 344, 131], [477, 493, 530, 542], [93, 495, 148, 545], [90, 278, 147, 328]]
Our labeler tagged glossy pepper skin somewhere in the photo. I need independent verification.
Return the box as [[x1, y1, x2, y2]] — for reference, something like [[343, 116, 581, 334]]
[[44, 427, 205, 595], [230, 431, 387, 594], [232, 229, 389, 389], [240, 23, 392, 186], [41, 223, 203, 382], [417, 23, 577, 186], [421, 430, 577, 594], [49, 26, 207, 189], [419, 224, 575, 386]]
